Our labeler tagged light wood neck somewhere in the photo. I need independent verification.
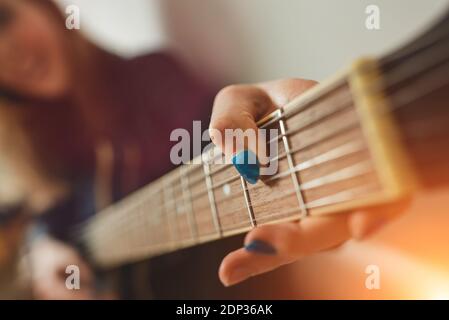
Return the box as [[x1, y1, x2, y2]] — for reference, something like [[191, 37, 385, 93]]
[[80, 11, 449, 269]]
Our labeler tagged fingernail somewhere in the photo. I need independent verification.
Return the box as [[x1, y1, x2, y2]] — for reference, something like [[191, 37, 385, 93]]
[[226, 267, 251, 286], [232, 150, 260, 184], [244, 240, 277, 255]]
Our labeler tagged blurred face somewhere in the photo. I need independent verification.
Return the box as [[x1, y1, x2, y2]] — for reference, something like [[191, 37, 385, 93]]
[[0, 0, 71, 99]]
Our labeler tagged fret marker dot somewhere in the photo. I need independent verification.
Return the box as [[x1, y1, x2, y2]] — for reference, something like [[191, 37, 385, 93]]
[[223, 184, 231, 197]]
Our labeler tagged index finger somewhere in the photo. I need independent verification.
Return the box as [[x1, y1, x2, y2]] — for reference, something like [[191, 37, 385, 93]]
[[209, 79, 317, 183]]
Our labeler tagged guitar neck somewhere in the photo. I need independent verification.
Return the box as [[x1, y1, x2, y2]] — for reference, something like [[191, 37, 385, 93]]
[[82, 12, 449, 269], [381, 11, 449, 189]]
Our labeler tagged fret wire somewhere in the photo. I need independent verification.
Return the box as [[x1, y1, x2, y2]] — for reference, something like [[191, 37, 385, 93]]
[[162, 179, 178, 247], [180, 167, 199, 242], [278, 109, 308, 218], [137, 200, 148, 248], [144, 191, 162, 248], [203, 161, 223, 237], [240, 176, 257, 227], [135, 200, 149, 249]]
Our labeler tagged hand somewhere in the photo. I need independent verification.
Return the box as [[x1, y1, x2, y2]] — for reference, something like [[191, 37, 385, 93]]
[[30, 236, 94, 299], [209, 79, 406, 287]]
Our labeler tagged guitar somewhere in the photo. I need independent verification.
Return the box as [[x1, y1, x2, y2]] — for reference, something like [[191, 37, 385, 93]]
[[66, 9, 449, 298]]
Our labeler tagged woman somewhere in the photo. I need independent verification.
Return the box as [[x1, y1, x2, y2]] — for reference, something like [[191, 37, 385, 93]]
[[0, 0, 397, 299]]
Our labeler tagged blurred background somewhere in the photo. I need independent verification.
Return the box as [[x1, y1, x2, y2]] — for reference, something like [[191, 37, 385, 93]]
[[1, 0, 449, 299], [57, 0, 449, 82]]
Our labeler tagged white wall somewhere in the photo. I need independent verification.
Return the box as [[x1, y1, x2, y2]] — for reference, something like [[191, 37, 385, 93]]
[[56, 0, 449, 82], [56, 0, 167, 55]]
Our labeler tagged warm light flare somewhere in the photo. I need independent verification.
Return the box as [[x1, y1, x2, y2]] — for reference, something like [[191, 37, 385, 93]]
[[430, 291, 449, 300]]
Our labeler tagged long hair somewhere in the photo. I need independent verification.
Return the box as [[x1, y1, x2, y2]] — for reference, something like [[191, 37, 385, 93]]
[[0, 0, 97, 211], [0, 0, 87, 104]]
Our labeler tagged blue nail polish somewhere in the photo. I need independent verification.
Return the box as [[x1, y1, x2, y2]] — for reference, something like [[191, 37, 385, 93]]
[[232, 150, 260, 184], [244, 240, 277, 255]]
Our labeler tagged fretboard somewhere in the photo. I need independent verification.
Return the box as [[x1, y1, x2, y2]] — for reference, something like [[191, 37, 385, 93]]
[[81, 73, 401, 267], [81, 10, 449, 268]]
